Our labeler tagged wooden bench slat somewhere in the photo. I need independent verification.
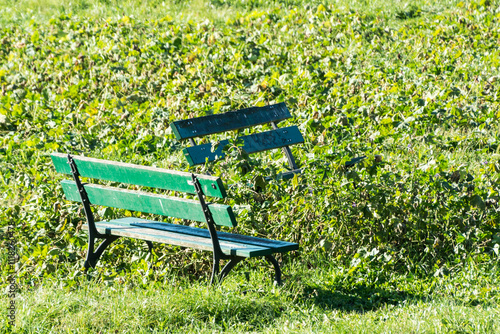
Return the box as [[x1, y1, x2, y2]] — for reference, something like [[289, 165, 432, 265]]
[[51, 153, 226, 198], [128, 221, 299, 253], [61, 181, 237, 228], [170, 103, 291, 140], [183, 126, 304, 166], [93, 218, 279, 257]]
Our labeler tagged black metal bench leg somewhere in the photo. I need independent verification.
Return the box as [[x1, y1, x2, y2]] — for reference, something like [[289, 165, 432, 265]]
[[265, 255, 282, 285], [219, 257, 244, 283], [84, 236, 120, 270], [145, 241, 153, 253], [210, 253, 221, 285]]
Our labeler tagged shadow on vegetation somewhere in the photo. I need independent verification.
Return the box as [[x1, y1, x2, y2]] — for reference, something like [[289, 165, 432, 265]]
[[302, 283, 420, 313], [395, 5, 422, 20]]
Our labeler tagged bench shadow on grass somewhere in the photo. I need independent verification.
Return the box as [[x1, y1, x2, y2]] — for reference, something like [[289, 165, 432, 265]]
[[301, 283, 421, 313]]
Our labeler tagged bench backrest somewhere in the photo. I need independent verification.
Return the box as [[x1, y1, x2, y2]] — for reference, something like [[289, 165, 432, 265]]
[[51, 153, 237, 227], [170, 103, 304, 169]]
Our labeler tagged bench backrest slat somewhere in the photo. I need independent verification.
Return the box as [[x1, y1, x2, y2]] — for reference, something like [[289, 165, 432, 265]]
[[61, 180, 237, 227], [170, 103, 291, 140], [183, 126, 304, 166], [51, 153, 226, 198]]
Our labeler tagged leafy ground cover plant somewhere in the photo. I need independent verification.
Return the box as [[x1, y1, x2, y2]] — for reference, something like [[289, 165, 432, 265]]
[[1, 0, 500, 331]]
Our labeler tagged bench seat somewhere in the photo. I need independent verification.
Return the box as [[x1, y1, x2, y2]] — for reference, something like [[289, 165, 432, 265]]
[[90, 217, 298, 258]]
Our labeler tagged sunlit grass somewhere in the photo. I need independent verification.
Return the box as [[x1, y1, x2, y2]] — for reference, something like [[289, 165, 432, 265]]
[[2, 261, 499, 333], [0, 0, 465, 26]]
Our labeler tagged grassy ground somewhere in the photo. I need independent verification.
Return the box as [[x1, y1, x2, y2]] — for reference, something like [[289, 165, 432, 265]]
[[2, 260, 500, 333], [0, 0, 463, 25]]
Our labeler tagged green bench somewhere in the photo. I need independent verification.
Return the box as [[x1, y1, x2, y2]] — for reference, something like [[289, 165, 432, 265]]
[[51, 152, 298, 284], [170, 102, 304, 180]]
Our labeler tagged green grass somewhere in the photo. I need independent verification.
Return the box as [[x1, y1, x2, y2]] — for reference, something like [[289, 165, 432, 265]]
[[2, 261, 500, 332], [0, 0, 464, 26]]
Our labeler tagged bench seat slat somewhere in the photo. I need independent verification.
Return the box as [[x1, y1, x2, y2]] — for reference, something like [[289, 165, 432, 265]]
[[91, 218, 297, 257], [51, 153, 226, 198], [129, 221, 299, 253], [171, 103, 291, 140], [61, 181, 237, 228], [183, 126, 304, 166]]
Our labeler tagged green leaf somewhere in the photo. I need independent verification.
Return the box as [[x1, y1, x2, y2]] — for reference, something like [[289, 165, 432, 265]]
[[470, 195, 485, 210]]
